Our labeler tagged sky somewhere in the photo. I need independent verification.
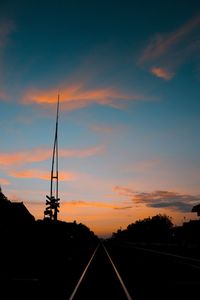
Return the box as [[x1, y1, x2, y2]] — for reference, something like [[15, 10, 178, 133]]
[[1, 0, 200, 237]]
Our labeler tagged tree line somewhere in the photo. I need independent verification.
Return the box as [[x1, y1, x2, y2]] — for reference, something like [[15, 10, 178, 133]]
[[112, 214, 200, 246]]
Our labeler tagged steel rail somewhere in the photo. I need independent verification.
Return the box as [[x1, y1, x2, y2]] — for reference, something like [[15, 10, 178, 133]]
[[68, 242, 133, 300], [68, 244, 99, 300], [102, 243, 132, 300]]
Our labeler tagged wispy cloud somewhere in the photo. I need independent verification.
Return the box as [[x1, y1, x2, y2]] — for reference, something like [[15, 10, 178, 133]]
[[0, 145, 104, 167], [113, 185, 137, 197], [59, 200, 132, 210], [22, 82, 144, 111], [114, 206, 132, 210], [139, 14, 200, 79], [133, 190, 200, 212], [0, 178, 11, 186], [113, 186, 200, 212], [139, 14, 200, 64], [26, 199, 132, 210], [150, 67, 174, 80], [0, 147, 51, 167], [9, 169, 76, 181]]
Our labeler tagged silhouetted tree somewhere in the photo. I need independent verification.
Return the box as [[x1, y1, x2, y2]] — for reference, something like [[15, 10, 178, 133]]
[[112, 214, 173, 243]]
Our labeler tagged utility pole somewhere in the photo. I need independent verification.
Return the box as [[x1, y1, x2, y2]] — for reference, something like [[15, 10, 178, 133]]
[[44, 95, 60, 221]]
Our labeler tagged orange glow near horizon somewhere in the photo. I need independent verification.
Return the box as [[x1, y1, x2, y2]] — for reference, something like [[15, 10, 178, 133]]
[[23, 199, 199, 238]]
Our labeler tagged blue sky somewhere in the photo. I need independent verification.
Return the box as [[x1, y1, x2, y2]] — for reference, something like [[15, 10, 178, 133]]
[[1, 0, 200, 236]]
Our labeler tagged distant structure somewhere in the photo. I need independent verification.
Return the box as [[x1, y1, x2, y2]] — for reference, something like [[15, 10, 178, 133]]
[[44, 95, 60, 221], [0, 186, 35, 226], [191, 204, 200, 217]]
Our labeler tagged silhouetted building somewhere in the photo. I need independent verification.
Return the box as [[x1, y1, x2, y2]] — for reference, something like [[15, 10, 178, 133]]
[[0, 187, 35, 227], [191, 204, 200, 216]]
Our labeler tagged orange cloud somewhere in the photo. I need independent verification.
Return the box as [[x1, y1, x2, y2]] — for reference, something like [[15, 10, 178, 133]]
[[0, 147, 51, 167], [22, 83, 143, 110], [113, 185, 136, 197], [61, 200, 132, 210], [9, 169, 76, 181], [0, 145, 104, 167], [150, 67, 174, 80], [0, 178, 10, 185], [139, 14, 200, 64]]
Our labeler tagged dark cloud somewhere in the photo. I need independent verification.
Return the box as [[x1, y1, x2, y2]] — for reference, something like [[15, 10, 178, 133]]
[[134, 190, 200, 212], [113, 186, 200, 213]]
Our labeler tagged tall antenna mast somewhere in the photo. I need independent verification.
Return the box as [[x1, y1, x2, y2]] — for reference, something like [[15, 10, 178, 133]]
[[44, 95, 60, 221]]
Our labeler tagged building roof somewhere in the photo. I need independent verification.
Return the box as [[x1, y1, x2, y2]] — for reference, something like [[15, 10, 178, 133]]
[[191, 204, 200, 216], [0, 188, 35, 226]]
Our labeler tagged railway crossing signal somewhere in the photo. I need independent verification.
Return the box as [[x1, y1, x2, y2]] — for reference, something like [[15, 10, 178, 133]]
[[44, 95, 60, 221]]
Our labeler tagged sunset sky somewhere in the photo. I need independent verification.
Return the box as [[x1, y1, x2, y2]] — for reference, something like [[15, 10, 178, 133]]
[[1, 0, 200, 237]]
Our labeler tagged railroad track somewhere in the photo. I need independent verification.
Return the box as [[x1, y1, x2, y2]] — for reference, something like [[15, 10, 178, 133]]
[[2, 241, 200, 300], [67, 241, 200, 300], [68, 242, 132, 300]]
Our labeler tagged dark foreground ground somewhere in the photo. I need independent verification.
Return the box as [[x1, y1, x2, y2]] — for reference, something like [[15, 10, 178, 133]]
[[105, 240, 200, 300], [1, 224, 200, 300], [0, 221, 98, 300]]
